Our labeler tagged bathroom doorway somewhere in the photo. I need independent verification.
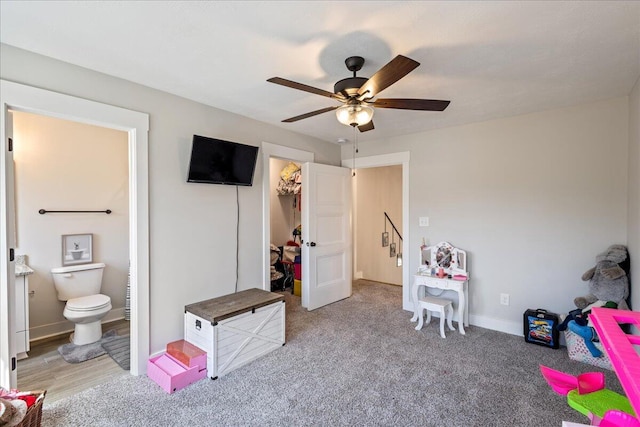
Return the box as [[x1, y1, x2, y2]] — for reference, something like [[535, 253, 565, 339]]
[[11, 111, 130, 397], [1, 80, 149, 389]]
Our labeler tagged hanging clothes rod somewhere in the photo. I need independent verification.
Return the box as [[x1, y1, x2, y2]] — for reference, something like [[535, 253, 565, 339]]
[[39, 209, 112, 215]]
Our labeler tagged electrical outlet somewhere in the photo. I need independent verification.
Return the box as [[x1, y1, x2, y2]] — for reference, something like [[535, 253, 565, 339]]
[[419, 217, 429, 227], [500, 293, 510, 306]]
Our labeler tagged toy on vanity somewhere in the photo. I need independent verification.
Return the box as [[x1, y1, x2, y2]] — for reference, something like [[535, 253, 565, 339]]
[[419, 241, 468, 280]]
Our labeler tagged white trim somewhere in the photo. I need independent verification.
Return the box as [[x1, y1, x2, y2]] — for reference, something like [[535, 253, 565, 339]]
[[261, 142, 314, 290], [342, 152, 412, 311], [28, 308, 126, 342], [469, 314, 522, 336], [0, 80, 149, 387]]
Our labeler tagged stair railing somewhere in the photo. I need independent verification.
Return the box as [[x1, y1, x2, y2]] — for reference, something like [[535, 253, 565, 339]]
[[382, 212, 403, 266]]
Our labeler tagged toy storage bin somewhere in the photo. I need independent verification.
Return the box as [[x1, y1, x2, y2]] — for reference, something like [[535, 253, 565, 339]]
[[564, 329, 612, 370], [185, 288, 285, 380]]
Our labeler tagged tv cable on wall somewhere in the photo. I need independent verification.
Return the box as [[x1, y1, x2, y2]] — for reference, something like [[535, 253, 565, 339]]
[[185, 134, 259, 293]]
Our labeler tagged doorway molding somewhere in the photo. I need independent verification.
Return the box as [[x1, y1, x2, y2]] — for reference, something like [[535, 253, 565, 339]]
[[261, 142, 314, 290], [0, 80, 149, 387], [342, 152, 411, 311]]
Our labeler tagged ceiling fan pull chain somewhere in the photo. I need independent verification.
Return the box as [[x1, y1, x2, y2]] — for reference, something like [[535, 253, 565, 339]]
[[352, 125, 357, 177]]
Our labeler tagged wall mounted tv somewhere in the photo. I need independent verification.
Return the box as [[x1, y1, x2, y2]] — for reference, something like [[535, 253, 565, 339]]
[[187, 135, 259, 186]]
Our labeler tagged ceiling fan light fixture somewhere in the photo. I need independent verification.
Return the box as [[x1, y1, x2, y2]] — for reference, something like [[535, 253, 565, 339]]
[[336, 103, 374, 127]]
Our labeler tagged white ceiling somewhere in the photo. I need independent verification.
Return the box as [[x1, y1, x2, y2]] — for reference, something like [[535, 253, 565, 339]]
[[1, 1, 639, 144]]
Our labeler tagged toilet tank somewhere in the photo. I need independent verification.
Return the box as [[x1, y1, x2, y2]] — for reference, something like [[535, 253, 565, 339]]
[[51, 262, 105, 301]]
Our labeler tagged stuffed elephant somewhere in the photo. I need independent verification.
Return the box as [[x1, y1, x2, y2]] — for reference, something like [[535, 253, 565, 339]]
[[574, 244, 630, 311]]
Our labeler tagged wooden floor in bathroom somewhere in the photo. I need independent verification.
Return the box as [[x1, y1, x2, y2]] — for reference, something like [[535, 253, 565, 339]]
[[17, 319, 130, 404]]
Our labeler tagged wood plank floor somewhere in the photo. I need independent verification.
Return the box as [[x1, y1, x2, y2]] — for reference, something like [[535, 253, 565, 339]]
[[17, 319, 130, 404]]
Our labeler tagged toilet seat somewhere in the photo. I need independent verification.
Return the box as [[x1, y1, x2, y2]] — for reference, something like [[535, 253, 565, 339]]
[[66, 294, 111, 312]]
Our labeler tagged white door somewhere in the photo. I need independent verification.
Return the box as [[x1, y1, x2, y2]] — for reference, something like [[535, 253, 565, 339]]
[[1, 109, 17, 388], [301, 162, 352, 310]]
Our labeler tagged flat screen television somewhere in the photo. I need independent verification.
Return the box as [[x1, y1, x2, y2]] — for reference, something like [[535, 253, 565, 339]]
[[187, 135, 259, 186]]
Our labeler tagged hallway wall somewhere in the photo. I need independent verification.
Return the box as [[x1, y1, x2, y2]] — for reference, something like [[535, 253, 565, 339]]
[[355, 165, 402, 285]]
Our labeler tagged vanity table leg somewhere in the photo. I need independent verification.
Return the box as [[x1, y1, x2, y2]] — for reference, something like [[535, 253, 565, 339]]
[[464, 281, 469, 327], [457, 288, 466, 335], [415, 307, 425, 331], [446, 304, 455, 331], [410, 281, 420, 322]]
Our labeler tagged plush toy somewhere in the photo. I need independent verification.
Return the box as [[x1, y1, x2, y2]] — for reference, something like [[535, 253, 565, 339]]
[[574, 244, 630, 311], [564, 244, 631, 358]]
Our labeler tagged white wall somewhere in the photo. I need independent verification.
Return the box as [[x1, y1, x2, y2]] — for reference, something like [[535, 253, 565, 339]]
[[269, 158, 300, 246], [628, 76, 639, 314], [344, 97, 631, 333], [355, 165, 402, 285], [12, 111, 129, 339], [0, 44, 341, 354]]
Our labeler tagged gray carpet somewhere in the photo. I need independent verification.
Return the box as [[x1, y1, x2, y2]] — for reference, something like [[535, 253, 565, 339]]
[[101, 335, 130, 371], [57, 329, 119, 364], [44, 280, 624, 426]]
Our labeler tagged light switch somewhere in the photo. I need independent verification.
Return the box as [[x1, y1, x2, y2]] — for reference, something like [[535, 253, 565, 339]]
[[419, 217, 429, 227]]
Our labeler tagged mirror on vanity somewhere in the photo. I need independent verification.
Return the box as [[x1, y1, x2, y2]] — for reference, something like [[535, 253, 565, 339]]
[[420, 241, 467, 275]]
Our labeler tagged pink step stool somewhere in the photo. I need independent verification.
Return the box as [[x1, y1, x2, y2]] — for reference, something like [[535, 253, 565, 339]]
[[148, 340, 207, 394]]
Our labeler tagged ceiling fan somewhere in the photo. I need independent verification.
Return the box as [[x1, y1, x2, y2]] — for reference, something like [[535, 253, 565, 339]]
[[267, 55, 450, 132]]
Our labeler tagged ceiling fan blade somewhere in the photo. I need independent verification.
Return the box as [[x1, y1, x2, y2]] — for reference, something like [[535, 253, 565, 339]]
[[281, 106, 338, 123], [372, 98, 451, 111], [358, 121, 375, 132], [267, 77, 344, 100], [356, 55, 420, 98]]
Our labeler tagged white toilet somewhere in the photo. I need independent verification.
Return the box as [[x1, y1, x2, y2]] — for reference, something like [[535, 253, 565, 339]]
[[51, 262, 112, 346]]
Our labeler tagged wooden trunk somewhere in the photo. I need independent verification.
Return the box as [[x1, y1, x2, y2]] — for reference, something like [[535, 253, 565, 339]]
[[184, 288, 285, 379]]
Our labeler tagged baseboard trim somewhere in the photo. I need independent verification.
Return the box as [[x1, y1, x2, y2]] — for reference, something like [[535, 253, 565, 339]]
[[402, 306, 524, 337], [468, 314, 522, 336], [29, 307, 125, 342]]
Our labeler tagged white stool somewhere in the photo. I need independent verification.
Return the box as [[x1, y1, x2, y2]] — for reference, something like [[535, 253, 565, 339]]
[[415, 296, 455, 338]]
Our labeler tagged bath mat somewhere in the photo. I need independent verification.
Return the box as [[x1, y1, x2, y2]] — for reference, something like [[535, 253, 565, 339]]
[[57, 329, 118, 364], [101, 335, 130, 370]]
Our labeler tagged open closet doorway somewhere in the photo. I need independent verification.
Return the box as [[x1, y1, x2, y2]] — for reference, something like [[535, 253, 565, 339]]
[[261, 142, 314, 294], [263, 141, 352, 311], [269, 158, 303, 293], [343, 152, 411, 311]]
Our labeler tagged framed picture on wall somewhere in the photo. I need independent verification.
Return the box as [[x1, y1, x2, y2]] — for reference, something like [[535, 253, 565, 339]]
[[382, 232, 389, 247], [62, 233, 93, 266], [389, 242, 397, 258]]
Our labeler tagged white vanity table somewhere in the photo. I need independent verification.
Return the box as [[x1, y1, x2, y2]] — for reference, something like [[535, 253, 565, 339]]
[[15, 255, 33, 359], [410, 242, 469, 335]]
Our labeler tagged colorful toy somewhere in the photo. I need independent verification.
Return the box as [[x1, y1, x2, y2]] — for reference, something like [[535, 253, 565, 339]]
[[576, 245, 630, 311], [568, 320, 603, 358], [540, 307, 640, 426], [568, 243, 630, 357]]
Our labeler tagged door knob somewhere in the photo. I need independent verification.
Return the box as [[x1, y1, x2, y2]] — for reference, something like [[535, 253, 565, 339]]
[[309, 242, 316, 247]]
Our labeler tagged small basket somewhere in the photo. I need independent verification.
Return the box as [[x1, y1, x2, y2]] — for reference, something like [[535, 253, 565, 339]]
[[17, 390, 46, 427]]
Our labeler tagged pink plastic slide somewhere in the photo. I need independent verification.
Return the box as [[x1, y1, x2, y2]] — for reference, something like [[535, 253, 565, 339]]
[[539, 365, 604, 396], [590, 307, 640, 425]]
